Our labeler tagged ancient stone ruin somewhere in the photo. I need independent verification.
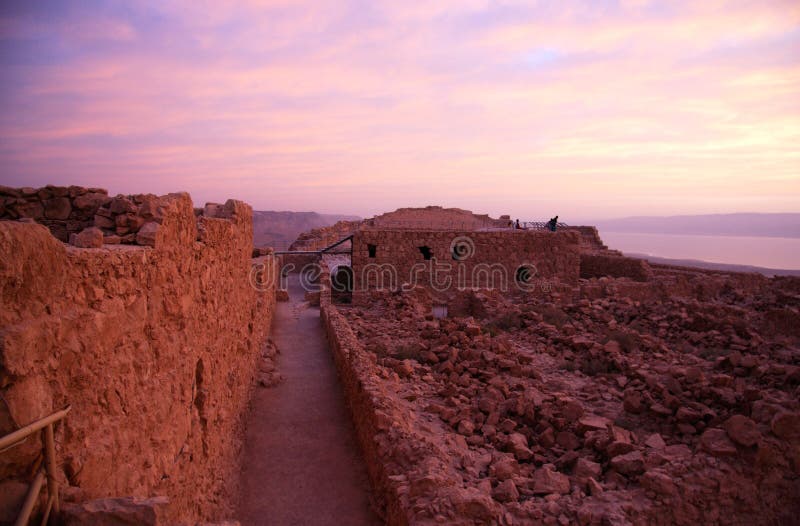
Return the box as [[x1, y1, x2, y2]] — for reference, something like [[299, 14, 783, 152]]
[[295, 207, 800, 524], [1, 194, 798, 525], [1, 186, 278, 524]]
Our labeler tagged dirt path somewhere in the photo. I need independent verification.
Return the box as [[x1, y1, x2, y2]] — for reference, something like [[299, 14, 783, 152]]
[[238, 275, 379, 525]]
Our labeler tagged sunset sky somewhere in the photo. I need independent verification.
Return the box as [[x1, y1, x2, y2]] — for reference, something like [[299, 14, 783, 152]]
[[0, 0, 798, 220]]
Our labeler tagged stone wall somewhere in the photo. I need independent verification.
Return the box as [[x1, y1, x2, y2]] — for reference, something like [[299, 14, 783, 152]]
[[0, 184, 240, 248], [351, 229, 581, 302], [320, 301, 412, 525], [0, 193, 277, 524], [579, 253, 653, 282], [0, 185, 112, 243]]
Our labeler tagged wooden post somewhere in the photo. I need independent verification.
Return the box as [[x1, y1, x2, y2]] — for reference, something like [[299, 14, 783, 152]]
[[44, 423, 59, 515], [14, 469, 45, 526], [39, 495, 54, 526]]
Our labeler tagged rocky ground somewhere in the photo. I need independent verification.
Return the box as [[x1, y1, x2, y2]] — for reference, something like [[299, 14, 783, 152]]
[[339, 271, 800, 525]]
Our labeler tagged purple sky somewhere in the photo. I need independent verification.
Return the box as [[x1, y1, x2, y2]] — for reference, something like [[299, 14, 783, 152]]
[[0, 0, 798, 220]]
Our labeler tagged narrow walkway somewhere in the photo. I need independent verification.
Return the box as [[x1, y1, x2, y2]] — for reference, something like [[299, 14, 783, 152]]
[[238, 275, 379, 526]]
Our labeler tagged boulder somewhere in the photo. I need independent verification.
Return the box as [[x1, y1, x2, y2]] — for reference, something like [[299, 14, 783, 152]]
[[489, 458, 519, 481], [44, 197, 72, 220], [71, 227, 104, 248], [724, 415, 760, 447], [492, 479, 519, 502], [641, 470, 677, 496], [136, 222, 159, 247], [644, 433, 666, 450], [700, 428, 737, 457], [94, 213, 115, 229], [574, 458, 602, 480], [73, 192, 111, 211], [532, 467, 570, 495], [771, 412, 800, 440], [507, 432, 532, 460], [109, 196, 136, 214], [609, 450, 644, 476], [62, 496, 168, 526], [13, 200, 43, 219]]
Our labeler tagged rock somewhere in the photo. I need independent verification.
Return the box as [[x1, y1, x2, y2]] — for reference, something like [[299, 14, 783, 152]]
[[724, 415, 760, 447], [532, 467, 570, 495], [556, 431, 580, 450], [489, 457, 519, 480], [586, 477, 604, 496], [641, 470, 676, 496], [609, 450, 644, 476], [71, 227, 104, 248], [103, 235, 121, 244], [644, 433, 666, 450], [676, 406, 702, 423], [559, 397, 584, 422], [109, 197, 136, 214], [395, 360, 414, 377], [62, 496, 168, 526], [771, 412, 800, 440], [458, 419, 475, 436], [623, 389, 643, 413], [136, 222, 159, 247], [574, 458, 602, 480], [0, 480, 28, 523], [507, 432, 532, 460], [276, 289, 290, 302], [577, 415, 612, 435], [540, 427, 555, 447], [94, 213, 115, 229], [492, 479, 519, 502], [465, 323, 481, 337], [74, 192, 110, 210], [13, 200, 43, 219], [699, 428, 738, 457], [44, 197, 72, 219]]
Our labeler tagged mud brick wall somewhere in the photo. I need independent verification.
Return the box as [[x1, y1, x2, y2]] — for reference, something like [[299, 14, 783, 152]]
[[351, 229, 581, 302], [0, 193, 277, 524], [580, 253, 653, 282]]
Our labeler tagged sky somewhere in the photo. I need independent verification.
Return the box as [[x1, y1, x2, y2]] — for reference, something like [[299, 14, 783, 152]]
[[0, 0, 798, 221]]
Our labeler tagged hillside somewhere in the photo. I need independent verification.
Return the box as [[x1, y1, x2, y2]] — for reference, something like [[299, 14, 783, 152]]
[[252, 211, 360, 250]]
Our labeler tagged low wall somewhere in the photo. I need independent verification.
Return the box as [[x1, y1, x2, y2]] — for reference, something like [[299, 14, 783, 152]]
[[579, 253, 653, 282], [0, 193, 277, 523], [320, 302, 410, 525]]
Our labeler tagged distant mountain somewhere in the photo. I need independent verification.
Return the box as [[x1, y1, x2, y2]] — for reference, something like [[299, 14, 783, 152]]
[[594, 213, 800, 238], [252, 211, 360, 250]]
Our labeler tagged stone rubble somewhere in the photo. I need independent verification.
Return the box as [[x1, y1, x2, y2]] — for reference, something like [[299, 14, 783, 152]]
[[326, 265, 800, 524]]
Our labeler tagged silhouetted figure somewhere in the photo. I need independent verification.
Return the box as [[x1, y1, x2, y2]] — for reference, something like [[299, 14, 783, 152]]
[[547, 215, 558, 232], [515, 219, 520, 229]]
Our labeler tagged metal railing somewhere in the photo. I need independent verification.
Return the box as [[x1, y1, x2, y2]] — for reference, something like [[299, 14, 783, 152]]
[[0, 406, 71, 526], [518, 221, 569, 230]]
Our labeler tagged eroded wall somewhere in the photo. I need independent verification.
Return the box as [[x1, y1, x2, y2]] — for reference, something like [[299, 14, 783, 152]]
[[0, 193, 277, 523], [351, 229, 582, 302]]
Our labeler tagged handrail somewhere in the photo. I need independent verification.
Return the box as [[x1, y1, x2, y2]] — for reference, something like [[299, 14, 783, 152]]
[[0, 406, 71, 526], [0, 406, 70, 450]]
